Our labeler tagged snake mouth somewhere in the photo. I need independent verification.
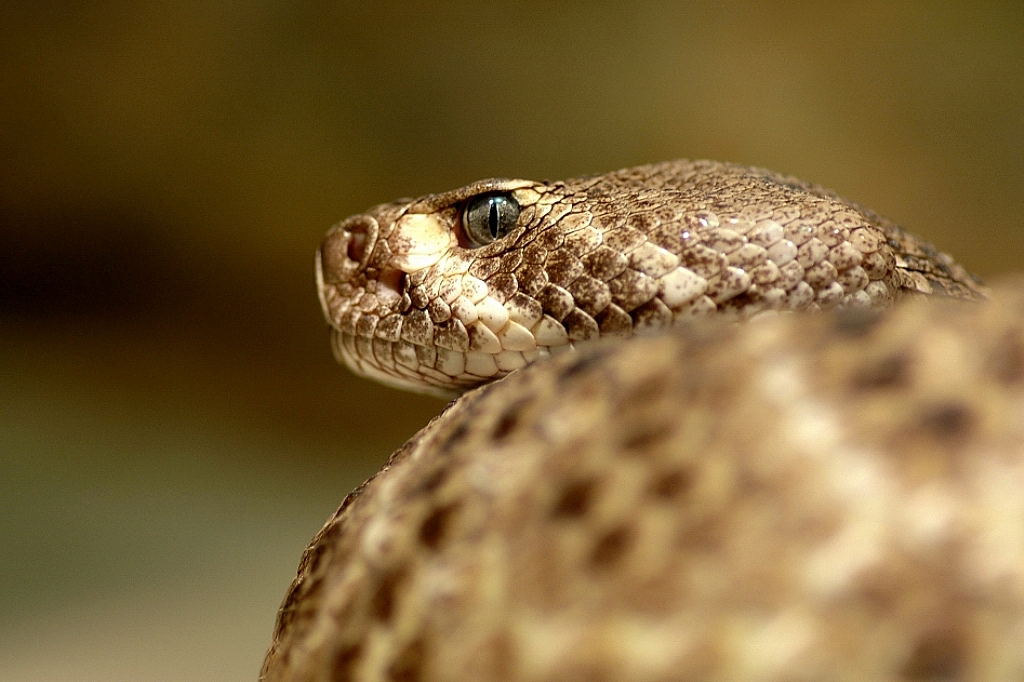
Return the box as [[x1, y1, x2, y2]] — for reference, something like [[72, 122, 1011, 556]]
[[330, 322, 562, 397], [330, 329, 486, 397]]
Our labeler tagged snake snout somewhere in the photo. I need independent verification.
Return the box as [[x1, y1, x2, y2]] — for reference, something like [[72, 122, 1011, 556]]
[[318, 215, 379, 285]]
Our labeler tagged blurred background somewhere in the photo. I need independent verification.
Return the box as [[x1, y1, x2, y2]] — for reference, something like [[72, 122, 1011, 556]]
[[1, 1, 1020, 679]]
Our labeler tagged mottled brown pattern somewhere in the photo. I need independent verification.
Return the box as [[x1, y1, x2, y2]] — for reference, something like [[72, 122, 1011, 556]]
[[265, 162, 1004, 680], [316, 161, 984, 395], [265, 281, 1024, 681]]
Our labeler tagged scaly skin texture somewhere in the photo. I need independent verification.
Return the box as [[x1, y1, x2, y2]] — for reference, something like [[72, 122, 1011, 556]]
[[264, 162, 999, 679], [264, 281, 1024, 681], [316, 160, 984, 395]]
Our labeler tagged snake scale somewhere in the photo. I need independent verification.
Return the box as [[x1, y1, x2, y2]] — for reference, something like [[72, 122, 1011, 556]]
[[262, 161, 1024, 680]]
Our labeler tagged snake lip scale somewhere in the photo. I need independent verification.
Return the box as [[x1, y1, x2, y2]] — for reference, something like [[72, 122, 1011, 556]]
[[316, 159, 984, 396]]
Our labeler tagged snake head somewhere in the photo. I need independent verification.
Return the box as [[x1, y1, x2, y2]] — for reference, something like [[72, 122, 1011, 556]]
[[317, 177, 557, 396], [317, 161, 983, 396]]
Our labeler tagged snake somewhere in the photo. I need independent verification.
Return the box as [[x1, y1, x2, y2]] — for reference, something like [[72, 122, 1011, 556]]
[[263, 161, 1012, 680]]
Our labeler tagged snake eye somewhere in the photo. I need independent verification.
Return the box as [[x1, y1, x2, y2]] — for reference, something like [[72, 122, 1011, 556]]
[[463, 192, 520, 246]]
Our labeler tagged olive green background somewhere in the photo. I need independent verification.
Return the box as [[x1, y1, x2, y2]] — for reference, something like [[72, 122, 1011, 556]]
[[1, 2, 1020, 679]]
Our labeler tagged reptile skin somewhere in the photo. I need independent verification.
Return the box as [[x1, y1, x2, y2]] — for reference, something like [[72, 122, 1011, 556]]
[[261, 162, 1007, 679], [265, 282, 1024, 680], [316, 160, 983, 395]]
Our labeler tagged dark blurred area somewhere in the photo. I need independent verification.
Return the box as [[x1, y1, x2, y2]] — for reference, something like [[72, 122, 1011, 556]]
[[1, 2, 1020, 679]]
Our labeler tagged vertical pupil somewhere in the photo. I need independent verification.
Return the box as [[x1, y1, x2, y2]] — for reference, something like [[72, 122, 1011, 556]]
[[465, 193, 519, 246], [488, 199, 500, 238]]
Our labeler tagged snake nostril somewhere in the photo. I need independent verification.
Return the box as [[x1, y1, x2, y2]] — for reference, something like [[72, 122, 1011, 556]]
[[347, 231, 368, 264], [319, 216, 378, 284]]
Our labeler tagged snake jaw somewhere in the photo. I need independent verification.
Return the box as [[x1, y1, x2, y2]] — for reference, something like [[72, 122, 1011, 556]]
[[328, 328, 461, 398]]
